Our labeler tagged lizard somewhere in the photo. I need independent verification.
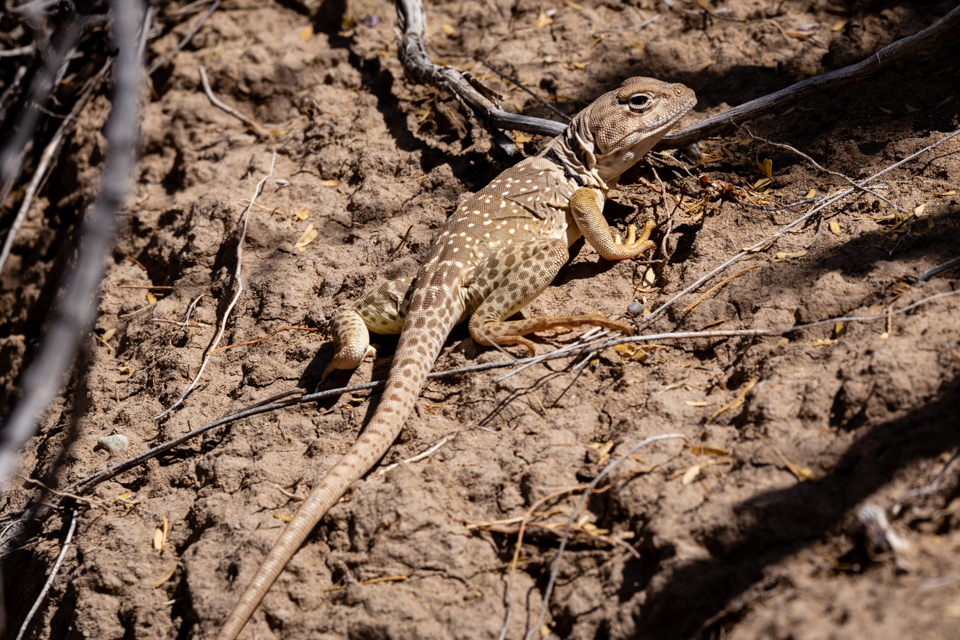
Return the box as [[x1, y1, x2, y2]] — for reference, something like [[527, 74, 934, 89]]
[[216, 76, 696, 640]]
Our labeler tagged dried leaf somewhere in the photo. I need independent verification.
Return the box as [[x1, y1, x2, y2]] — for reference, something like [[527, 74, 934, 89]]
[[441, 24, 455, 36], [295, 224, 318, 252], [905, 104, 919, 113], [102, 328, 116, 342], [691, 446, 730, 457], [775, 250, 807, 260], [682, 465, 702, 485], [274, 513, 292, 522], [832, 19, 847, 31], [153, 528, 164, 552], [758, 158, 773, 178], [684, 400, 707, 407], [913, 203, 926, 217], [812, 338, 835, 347], [512, 131, 533, 144], [878, 106, 893, 114], [829, 220, 841, 235], [934, 190, 957, 196], [320, 179, 340, 188], [299, 26, 313, 41], [805, 188, 817, 198], [753, 177, 771, 191], [563, 0, 583, 8], [834, 321, 845, 338], [146, 292, 158, 305], [613, 343, 649, 363], [533, 10, 553, 28], [294, 205, 310, 221]]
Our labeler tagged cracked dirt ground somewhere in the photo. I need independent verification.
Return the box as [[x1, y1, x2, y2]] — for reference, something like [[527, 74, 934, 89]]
[[2, 0, 960, 638]]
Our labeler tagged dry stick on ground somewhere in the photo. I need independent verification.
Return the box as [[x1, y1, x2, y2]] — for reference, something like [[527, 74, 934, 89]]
[[0, 59, 112, 276], [0, 0, 145, 490], [147, 0, 221, 76], [396, 0, 960, 149], [153, 152, 276, 420], [198, 65, 266, 136], [524, 434, 688, 640], [13, 508, 78, 640], [0, 17, 83, 216], [9, 285, 951, 515], [636, 127, 960, 332]]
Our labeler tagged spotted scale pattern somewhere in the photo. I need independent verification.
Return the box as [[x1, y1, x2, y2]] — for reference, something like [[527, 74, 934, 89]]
[[217, 76, 697, 640]]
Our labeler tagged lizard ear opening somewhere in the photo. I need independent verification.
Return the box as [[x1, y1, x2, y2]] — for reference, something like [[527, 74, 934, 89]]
[[626, 93, 655, 112]]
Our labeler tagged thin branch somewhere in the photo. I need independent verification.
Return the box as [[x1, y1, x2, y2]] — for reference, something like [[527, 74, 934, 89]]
[[198, 65, 266, 136], [475, 56, 571, 123], [0, 60, 112, 276], [524, 434, 688, 640], [394, 0, 960, 149], [153, 152, 275, 419], [658, 4, 960, 148], [639, 127, 960, 330], [147, 0, 221, 76], [30, 287, 958, 515], [13, 508, 78, 640], [0, 0, 145, 491], [397, 0, 567, 138]]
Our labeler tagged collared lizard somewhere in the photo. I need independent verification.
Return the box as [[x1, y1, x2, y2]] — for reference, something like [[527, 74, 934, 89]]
[[216, 76, 696, 639]]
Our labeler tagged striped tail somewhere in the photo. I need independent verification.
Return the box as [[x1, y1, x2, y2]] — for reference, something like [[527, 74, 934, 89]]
[[216, 293, 461, 640]]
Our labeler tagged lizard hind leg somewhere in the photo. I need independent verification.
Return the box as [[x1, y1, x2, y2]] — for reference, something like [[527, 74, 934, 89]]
[[322, 277, 414, 380], [467, 239, 634, 357]]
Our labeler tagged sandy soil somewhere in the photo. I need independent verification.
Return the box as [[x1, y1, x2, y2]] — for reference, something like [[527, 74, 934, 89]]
[[3, 0, 960, 638]]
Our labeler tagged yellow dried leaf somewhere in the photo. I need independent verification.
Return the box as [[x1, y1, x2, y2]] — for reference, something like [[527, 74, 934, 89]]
[[512, 131, 533, 144], [805, 188, 817, 198], [573, 61, 591, 69], [913, 203, 926, 217], [758, 158, 772, 179], [777, 337, 789, 346], [775, 250, 807, 260], [274, 513, 292, 522], [878, 106, 893, 114], [514, 102, 523, 113], [905, 104, 919, 113], [118, 367, 131, 374], [533, 10, 553, 28], [563, 0, 583, 8], [784, 29, 809, 38], [153, 564, 177, 588], [684, 400, 707, 407], [928, 218, 935, 229], [832, 19, 847, 31], [295, 224, 318, 251], [934, 190, 956, 196], [681, 465, 702, 485], [799, 66, 818, 76], [146, 292, 158, 305], [153, 528, 164, 552], [829, 220, 841, 235], [691, 446, 730, 457], [294, 205, 310, 221], [834, 321, 845, 338], [613, 343, 649, 363], [118, 492, 132, 500], [320, 179, 340, 188], [102, 328, 116, 342], [441, 24, 455, 36], [580, 522, 610, 535], [598, 441, 615, 455], [753, 177, 772, 191], [812, 338, 835, 347], [299, 26, 313, 42]]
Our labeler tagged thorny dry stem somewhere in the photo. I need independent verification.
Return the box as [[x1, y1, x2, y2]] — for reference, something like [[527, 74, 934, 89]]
[[153, 152, 276, 420]]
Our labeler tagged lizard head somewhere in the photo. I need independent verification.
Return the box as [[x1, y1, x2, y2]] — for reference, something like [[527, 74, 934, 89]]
[[568, 77, 696, 184]]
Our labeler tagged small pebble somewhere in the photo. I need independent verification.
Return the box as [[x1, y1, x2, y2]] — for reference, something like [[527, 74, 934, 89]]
[[97, 434, 129, 453], [627, 301, 644, 315]]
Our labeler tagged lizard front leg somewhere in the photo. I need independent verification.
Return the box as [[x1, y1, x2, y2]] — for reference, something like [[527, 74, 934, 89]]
[[322, 277, 414, 379], [569, 186, 657, 260], [466, 238, 633, 355]]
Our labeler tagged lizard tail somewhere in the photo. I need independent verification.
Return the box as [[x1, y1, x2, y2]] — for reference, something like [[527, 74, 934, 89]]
[[216, 300, 460, 640]]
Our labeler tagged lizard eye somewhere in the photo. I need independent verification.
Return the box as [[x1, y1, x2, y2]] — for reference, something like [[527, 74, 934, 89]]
[[628, 93, 654, 112]]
